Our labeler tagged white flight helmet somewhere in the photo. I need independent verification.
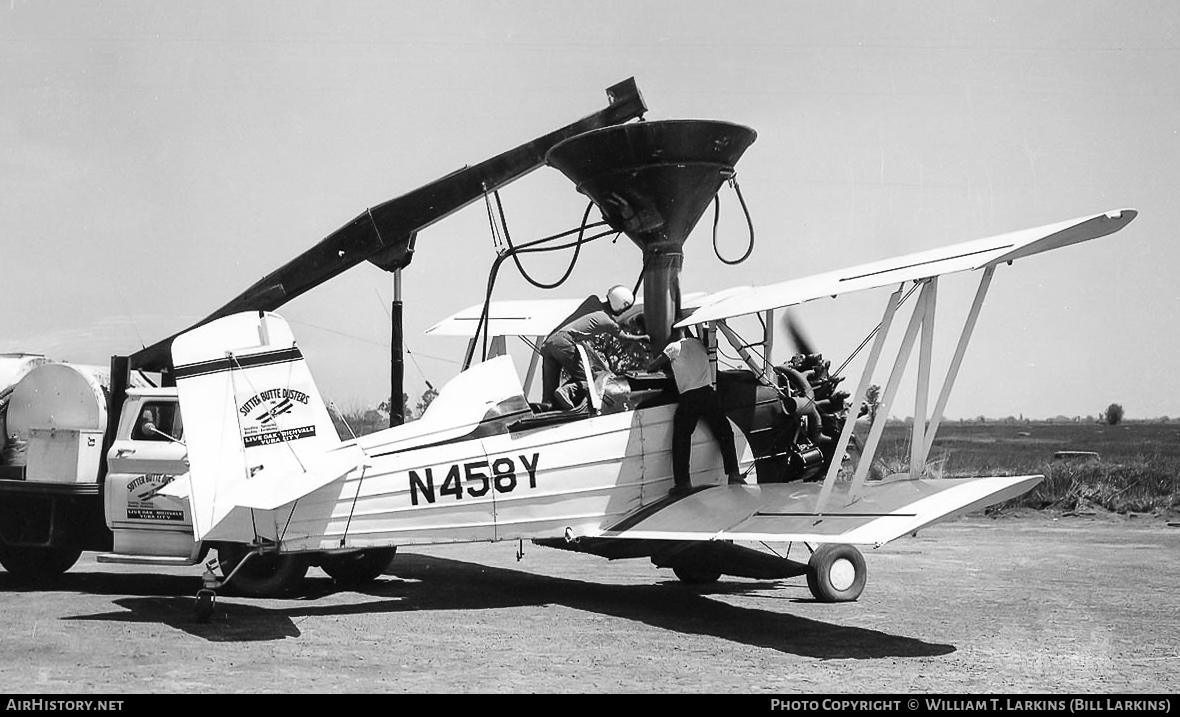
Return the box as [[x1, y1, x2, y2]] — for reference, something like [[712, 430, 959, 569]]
[[606, 285, 635, 314]]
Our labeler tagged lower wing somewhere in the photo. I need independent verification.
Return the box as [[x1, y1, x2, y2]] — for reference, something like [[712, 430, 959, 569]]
[[590, 474, 1041, 547]]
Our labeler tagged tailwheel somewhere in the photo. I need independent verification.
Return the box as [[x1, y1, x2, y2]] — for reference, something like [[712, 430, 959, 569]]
[[672, 567, 721, 585], [194, 588, 216, 623], [806, 543, 866, 602], [216, 543, 309, 597]]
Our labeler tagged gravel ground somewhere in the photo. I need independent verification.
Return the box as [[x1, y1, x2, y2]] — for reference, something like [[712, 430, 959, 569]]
[[0, 513, 1176, 694]]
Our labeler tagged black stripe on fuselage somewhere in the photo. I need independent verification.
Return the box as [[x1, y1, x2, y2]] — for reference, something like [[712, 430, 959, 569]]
[[174, 346, 303, 379]]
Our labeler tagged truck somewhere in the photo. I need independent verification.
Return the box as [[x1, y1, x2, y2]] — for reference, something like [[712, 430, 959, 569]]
[[0, 79, 647, 598]]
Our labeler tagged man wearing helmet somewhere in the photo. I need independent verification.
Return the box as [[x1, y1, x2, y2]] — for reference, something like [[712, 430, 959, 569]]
[[538, 285, 648, 410]]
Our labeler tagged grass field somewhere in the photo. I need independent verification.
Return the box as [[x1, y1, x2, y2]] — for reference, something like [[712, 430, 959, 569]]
[[875, 421, 1180, 516]]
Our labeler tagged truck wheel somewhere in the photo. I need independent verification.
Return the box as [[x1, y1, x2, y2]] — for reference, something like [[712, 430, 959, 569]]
[[217, 544, 309, 597], [320, 548, 397, 586], [0, 545, 82, 582], [806, 544, 866, 602]]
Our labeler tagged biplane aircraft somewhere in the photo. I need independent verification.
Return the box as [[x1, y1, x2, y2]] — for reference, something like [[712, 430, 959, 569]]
[[165, 115, 1136, 615]]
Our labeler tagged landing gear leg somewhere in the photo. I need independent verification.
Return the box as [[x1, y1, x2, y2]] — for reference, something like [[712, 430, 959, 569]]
[[193, 557, 226, 622], [191, 542, 308, 621]]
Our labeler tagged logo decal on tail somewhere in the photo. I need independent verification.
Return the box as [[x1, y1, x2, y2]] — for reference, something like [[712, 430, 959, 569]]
[[239, 387, 318, 447]]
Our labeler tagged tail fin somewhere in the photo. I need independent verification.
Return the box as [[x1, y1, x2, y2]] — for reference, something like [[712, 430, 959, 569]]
[[171, 311, 340, 542]]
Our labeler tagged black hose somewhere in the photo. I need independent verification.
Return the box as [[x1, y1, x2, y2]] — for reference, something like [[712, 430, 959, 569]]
[[464, 225, 621, 369], [712, 177, 755, 265], [499, 195, 601, 289]]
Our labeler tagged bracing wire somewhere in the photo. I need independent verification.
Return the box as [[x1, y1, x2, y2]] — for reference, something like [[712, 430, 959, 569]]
[[328, 401, 358, 439], [832, 282, 922, 377], [225, 345, 311, 544], [338, 462, 368, 548]]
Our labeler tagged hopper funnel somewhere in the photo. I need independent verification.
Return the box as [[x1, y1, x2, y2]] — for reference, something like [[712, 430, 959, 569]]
[[546, 119, 756, 346]]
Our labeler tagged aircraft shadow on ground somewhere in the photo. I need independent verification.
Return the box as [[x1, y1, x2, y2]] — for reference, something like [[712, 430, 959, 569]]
[[58, 553, 955, 659], [0, 571, 201, 598]]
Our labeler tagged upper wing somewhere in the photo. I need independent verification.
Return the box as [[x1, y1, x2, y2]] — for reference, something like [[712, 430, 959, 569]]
[[426, 298, 589, 338], [677, 208, 1137, 326], [426, 291, 732, 339], [591, 474, 1042, 547]]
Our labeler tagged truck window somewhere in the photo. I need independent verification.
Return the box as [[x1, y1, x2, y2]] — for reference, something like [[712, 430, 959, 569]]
[[132, 402, 183, 442]]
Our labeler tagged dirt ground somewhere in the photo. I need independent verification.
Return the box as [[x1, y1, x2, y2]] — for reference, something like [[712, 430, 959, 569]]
[[0, 512, 1177, 694]]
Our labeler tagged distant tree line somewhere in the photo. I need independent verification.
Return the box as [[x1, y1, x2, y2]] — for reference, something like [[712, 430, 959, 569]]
[[330, 387, 440, 439], [1102, 403, 1124, 426]]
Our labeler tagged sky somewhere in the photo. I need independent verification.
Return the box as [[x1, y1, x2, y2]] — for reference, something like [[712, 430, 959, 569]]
[[2, 0, 1177, 420]]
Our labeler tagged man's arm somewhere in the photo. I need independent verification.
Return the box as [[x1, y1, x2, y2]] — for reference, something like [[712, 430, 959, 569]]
[[645, 351, 670, 373], [610, 315, 648, 343]]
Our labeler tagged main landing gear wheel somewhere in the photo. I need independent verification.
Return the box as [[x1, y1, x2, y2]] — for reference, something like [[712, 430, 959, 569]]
[[216, 544, 309, 597], [806, 544, 866, 602], [673, 567, 721, 584], [320, 547, 398, 586]]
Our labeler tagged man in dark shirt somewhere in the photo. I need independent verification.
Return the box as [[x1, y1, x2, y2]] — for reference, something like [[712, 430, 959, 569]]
[[539, 285, 647, 409]]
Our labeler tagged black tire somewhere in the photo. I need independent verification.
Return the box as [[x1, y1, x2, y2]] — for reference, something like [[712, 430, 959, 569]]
[[0, 544, 82, 582], [217, 543, 309, 597], [806, 543, 866, 602], [672, 566, 721, 584], [194, 589, 216, 623], [320, 547, 397, 586]]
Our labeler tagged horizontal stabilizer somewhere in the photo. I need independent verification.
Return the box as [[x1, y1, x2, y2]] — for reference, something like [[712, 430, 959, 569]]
[[226, 443, 368, 511], [596, 474, 1042, 547]]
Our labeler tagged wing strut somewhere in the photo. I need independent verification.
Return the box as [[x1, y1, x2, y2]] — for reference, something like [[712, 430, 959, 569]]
[[911, 278, 937, 478], [918, 265, 995, 466], [816, 285, 902, 512], [817, 263, 998, 511], [848, 279, 932, 497]]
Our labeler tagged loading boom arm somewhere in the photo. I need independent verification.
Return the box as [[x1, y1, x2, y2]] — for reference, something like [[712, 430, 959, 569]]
[[130, 78, 646, 371]]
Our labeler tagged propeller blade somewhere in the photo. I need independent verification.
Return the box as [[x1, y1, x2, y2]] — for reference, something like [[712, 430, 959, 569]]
[[783, 310, 816, 357]]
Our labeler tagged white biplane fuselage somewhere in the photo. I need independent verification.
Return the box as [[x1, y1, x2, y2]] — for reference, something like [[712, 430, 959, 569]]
[[173, 322, 759, 550], [167, 207, 1136, 601]]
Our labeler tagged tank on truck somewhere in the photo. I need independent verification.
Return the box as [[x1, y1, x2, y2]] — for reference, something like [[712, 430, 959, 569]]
[[102, 78, 647, 473]]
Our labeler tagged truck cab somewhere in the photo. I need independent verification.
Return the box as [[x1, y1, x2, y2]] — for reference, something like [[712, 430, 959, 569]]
[[100, 389, 202, 565]]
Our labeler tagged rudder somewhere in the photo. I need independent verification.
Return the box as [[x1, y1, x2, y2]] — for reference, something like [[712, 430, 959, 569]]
[[171, 311, 340, 542]]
